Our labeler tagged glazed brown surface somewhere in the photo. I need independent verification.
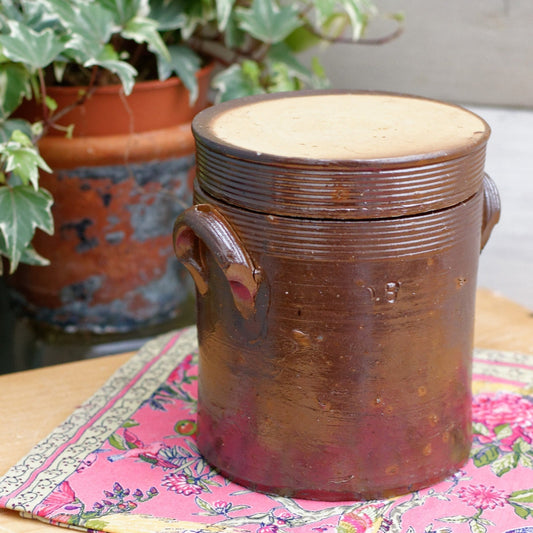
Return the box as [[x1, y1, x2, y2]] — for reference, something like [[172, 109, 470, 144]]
[[174, 91, 499, 500]]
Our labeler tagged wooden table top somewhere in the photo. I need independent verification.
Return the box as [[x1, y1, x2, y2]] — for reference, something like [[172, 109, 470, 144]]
[[1, 287, 532, 532]]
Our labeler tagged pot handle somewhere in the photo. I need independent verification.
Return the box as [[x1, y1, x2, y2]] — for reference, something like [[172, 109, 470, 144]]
[[173, 204, 262, 319], [480, 173, 501, 251]]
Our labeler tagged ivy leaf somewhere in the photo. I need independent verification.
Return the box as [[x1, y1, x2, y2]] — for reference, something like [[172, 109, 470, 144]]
[[313, 0, 338, 24], [268, 42, 314, 83], [284, 26, 322, 53], [212, 62, 265, 103], [0, 119, 33, 144], [123, 16, 170, 61], [1, 130, 51, 189], [157, 45, 201, 105], [0, 63, 31, 119], [0, 185, 54, 274], [216, 0, 236, 31], [338, 0, 376, 40], [19, 243, 50, 266], [0, 20, 65, 68], [59, 2, 115, 63], [222, 10, 246, 49], [99, 0, 144, 26], [148, 0, 187, 31], [236, 0, 303, 44], [84, 57, 137, 95], [268, 62, 300, 93]]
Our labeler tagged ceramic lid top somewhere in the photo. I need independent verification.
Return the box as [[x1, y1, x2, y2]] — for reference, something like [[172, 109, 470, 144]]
[[201, 92, 488, 161], [192, 91, 490, 219]]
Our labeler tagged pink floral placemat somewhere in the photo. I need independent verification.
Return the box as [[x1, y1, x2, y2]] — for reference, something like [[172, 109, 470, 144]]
[[1, 326, 532, 533]]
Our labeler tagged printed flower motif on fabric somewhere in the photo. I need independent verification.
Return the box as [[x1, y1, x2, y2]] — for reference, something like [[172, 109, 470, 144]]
[[33, 480, 158, 530], [142, 353, 197, 412], [471, 392, 533, 477]]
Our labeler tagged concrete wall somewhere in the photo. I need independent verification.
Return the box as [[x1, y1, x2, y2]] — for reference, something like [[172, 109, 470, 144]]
[[320, 0, 533, 108]]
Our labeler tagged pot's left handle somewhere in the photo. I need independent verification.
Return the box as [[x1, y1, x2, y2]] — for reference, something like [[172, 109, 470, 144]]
[[173, 204, 262, 320]]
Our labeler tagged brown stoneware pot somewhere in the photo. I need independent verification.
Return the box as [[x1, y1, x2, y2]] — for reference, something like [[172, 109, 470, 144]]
[[173, 91, 500, 501]]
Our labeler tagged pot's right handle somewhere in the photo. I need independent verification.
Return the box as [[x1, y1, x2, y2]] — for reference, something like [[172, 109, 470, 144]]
[[480, 173, 501, 251], [173, 204, 262, 320]]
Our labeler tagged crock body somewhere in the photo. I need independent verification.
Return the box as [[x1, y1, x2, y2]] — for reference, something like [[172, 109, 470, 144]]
[[173, 91, 500, 500]]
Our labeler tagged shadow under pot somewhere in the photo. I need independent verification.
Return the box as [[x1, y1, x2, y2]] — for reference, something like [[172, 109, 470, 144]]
[[173, 91, 500, 501]]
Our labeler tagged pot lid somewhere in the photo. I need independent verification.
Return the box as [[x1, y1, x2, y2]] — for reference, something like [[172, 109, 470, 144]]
[[193, 91, 490, 219]]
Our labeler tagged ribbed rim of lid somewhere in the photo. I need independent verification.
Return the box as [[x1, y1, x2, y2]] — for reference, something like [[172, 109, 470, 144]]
[[192, 90, 490, 219]]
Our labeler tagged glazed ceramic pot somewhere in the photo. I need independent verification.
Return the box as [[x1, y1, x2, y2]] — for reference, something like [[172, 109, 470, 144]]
[[173, 91, 500, 500], [10, 65, 213, 333]]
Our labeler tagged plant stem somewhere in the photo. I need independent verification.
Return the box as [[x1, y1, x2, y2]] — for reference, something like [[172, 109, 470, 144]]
[[304, 20, 403, 46]]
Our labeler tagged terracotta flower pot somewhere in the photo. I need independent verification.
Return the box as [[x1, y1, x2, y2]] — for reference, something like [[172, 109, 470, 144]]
[[10, 64, 213, 334], [174, 91, 500, 500]]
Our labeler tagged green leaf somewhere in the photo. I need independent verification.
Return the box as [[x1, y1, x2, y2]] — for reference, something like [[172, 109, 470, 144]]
[[122, 418, 140, 428], [339, 0, 376, 39], [84, 58, 137, 95], [509, 488, 533, 505], [472, 445, 500, 467], [108, 432, 127, 450], [18, 243, 50, 266], [0, 185, 53, 273], [138, 453, 158, 465], [268, 62, 299, 93], [0, 119, 33, 143], [313, 0, 338, 24], [148, 0, 187, 31], [268, 42, 314, 83], [236, 0, 303, 44], [513, 437, 533, 454], [494, 423, 513, 440], [212, 62, 265, 103], [511, 503, 531, 519], [99, 0, 143, 26], [157, 44, 201, 104], [194, 496, 214, 513], [311, 56, 330, 88], [472, 422, 491, 437], [0, 20, 65, 68], [216, 0, 236, 31], [84, 519, 109, 531], [491, 451, 519, 477], [284, 26, 322, 53], [0, 63, 31, 119], [438, 515, 471, 523], [469, 519, 487, 533], [519, 453, 533, 469], [123, 16, 170, 61], [1, 131, 51, 189], [59, 3, 115, 62]]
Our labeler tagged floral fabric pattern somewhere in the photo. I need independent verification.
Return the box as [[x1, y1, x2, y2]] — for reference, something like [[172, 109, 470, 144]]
[[0, 327, 532, 533]]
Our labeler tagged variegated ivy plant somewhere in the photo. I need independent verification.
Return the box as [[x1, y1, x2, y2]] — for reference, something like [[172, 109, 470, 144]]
[[0, 0, 400, 275]]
